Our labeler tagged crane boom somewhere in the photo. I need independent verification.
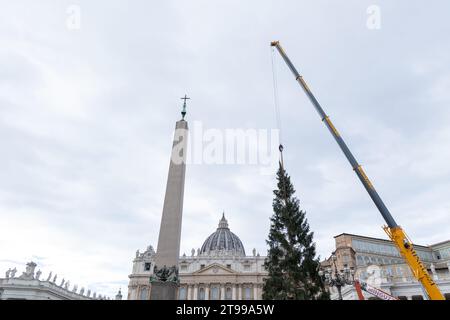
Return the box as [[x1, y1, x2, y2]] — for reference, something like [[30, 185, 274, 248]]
[[271, 41, 445, 300]]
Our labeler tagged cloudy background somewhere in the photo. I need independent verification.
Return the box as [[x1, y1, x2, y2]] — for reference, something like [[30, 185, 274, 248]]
[[1, 0, 450, 298]]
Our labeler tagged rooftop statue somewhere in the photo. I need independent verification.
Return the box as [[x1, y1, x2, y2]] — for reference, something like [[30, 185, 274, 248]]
[[10, 267, 17, 278]]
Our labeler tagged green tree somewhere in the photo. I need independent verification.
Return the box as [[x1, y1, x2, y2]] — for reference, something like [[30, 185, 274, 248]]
[[263, 164, 329, 300]]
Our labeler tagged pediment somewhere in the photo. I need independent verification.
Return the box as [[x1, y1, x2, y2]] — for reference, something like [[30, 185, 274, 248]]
[[192, 263, 237, 275]]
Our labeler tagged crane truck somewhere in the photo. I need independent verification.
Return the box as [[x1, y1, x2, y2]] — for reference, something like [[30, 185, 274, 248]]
[[271, 41, 445, 300]]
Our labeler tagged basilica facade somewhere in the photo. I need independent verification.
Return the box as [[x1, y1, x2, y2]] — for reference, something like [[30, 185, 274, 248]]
[[127, 214, 268, 300]]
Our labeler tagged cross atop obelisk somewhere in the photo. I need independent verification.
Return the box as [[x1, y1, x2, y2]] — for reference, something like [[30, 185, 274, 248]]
[[150, 97, 189, 300], [180, 94, 190, 120]]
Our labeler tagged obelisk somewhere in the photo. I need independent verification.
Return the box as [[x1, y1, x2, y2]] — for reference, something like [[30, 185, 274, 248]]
[[149, 96, 189, 300]]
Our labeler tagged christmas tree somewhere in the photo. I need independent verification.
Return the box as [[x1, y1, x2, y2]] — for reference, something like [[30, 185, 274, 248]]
[[262, 164, 329, 300]]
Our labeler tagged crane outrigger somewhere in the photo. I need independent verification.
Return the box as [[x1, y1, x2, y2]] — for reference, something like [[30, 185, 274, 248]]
[[271, 41, 444, 300]]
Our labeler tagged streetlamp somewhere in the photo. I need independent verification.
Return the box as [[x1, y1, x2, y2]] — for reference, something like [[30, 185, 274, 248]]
[[319, 254, 355, 300]]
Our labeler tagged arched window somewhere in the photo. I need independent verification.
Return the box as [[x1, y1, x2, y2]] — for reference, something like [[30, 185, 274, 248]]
[[140, 287, 148, 300], [225, 287, 232, 300], [198, 288, 205, 300], [179, 287, 187, 300], [211, 286, 219, 300]]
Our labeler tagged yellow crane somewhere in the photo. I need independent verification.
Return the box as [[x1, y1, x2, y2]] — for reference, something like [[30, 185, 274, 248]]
[[271, 41, 445, 300]]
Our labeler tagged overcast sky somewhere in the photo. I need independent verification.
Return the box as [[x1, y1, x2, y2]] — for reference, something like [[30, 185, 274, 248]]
[[1, 1, 450, 299]]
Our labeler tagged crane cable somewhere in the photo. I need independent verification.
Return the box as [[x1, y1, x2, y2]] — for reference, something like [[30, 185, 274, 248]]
[[271, 46, 289, 204], [271, 46, 285, 170]]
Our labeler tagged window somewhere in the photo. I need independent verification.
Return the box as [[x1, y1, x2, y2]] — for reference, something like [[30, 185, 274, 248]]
[[200, 264, 205, 270], [244, 265, 250, 271], [397, 296, 408, 300], [417, 250, 433, 262], [179, 287, 187, 300], [180, 265, 188, 272], [225, 287, 232, 300], [437, 247, 450, 259], [144, 263, 151, 271], [356, 256, 363, 266], [411, 295, 423, 300], [444, 293, 450, 301], [226, 264, 232, 269], [140, 288, 148, 300], [198, 288, 205, 300], [244, 287, 251, 299], [211, 286, 219, 300]]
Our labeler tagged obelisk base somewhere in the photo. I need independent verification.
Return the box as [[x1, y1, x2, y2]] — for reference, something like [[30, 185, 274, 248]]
[[150, 282, 178, 300]]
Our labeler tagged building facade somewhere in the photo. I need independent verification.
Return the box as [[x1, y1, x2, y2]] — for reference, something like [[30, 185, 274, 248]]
[[0, 261, 120, 300], [128, 214, 268, 300], [321, 233, 450, 300]]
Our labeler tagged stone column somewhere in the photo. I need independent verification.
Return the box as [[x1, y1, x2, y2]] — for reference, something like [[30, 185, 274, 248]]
[[237, 284, 242, 300], [232, 285, 237, 300], [220, 285, 225, 300], [205, 285, 210, 300], [193, 285, 198, 300], [187, 285, 191, 300], [253, 284, 258, 300], [430, 263, 438, 281]]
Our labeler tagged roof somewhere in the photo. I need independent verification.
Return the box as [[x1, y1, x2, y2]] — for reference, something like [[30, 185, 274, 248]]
[[200, 213, 246, 257], [333, 233, 432, 250], [429, 239, 450, 248]]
